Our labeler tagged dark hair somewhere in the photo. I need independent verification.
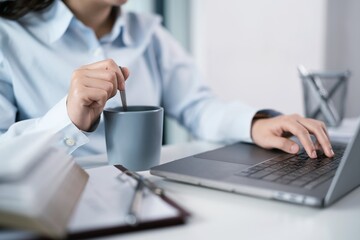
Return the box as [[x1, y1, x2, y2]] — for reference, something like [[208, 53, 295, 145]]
[[0, 0, 55, 20]]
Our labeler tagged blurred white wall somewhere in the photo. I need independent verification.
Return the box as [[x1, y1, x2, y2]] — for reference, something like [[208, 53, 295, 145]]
[[123, 0, 359, 144], [191, 0, 328, 115], [326, 0, 360, 118]]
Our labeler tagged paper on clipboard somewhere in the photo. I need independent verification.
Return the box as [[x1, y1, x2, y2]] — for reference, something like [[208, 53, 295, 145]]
[[67, 165, 189, 237]]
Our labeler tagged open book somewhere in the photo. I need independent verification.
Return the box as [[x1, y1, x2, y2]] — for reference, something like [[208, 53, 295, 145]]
[[0, 133, 89, 238]]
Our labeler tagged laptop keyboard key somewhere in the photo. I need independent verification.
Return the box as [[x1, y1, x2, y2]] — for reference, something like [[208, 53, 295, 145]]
[[263, 174, 281, 181], [275, 178, 292, 184], [290, 179, 308, 187], [304, 170, 337, 189], [249, 170, 272, 179], [234, 144, 345, 189]]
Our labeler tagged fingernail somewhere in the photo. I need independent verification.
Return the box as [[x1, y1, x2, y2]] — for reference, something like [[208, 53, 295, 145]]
[[290, 145, 298, 154], [311, 150, 317, 158], [330, 148, 335, 156]]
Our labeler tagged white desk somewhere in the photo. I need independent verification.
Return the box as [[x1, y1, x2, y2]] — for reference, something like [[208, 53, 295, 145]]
[[77, 141, 360, 240], [2, 140, 359, 239]]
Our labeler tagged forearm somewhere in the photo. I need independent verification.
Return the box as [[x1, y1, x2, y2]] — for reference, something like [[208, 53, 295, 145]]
[[183, 98, 258, 143]]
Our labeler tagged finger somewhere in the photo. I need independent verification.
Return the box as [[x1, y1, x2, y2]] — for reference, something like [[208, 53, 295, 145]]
[[119, 66, 130, 79], [82, 70, 118, 96], [80, 59, 124, 87], [80, 59, 119, 71], [71, 69, 118, 98], [77, 59, 129, 91], [82, 69, 117, 82], [314, 140, 323, 151], [282, 120, 317, 158], [71, 85, 108, 108], [297, 119, 334, 157], [117, 66, 130, 90], [82, 77, 117, 99], [81, 87, 109, 108], [264, 135, 300, 154], [322, 123, 331, 138]]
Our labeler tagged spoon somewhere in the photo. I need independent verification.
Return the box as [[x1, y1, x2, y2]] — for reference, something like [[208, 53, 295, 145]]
[[119, 66, 127, 111]]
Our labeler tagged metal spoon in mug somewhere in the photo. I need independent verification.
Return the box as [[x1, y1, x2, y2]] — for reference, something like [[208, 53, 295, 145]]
[[119, 66, 128, 111]]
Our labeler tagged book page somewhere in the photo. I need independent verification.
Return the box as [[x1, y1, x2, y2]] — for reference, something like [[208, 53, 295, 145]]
[[68, 166, 179, 232], [0, 148, 74, 214]]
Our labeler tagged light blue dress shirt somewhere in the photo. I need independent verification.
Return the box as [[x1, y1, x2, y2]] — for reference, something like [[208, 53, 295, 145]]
[[0, 1, 259, 157]]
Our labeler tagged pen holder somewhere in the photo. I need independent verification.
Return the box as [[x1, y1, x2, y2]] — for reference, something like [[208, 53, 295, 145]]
[[298, 65, 351, 127]]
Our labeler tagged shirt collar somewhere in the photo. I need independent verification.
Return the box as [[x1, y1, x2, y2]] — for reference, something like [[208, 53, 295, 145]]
[[20, 0, 162, 46], [20, 0, 73, 44], [99, 7, 127, 44], [121, 11, 162, 47], [99, 9, 162, 47]]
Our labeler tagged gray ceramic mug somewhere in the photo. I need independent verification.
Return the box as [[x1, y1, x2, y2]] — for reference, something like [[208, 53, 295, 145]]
[[103, 106, 163, 171]]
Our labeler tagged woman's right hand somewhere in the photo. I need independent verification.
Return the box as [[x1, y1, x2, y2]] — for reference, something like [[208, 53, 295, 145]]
[[67, 59, 129, 131]]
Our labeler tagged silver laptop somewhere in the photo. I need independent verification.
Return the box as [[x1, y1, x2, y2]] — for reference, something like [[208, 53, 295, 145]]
[[150, 122, 360, 208]]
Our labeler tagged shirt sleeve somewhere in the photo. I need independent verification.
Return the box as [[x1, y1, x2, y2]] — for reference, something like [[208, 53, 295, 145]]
[[0, 50, 17, 134], [0, 51, 88, 154], [0, 95, 89, 154], [152, 26, 261, 144]]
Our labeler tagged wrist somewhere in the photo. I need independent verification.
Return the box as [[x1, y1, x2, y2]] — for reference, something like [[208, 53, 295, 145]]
[[251, 109, 282, 140]]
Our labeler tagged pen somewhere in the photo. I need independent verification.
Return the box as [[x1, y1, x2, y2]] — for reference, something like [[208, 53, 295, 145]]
[[125, 177, 144, 226]]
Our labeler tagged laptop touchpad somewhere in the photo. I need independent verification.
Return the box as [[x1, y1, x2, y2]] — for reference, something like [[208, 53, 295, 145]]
[[194, 142, 284, 165]]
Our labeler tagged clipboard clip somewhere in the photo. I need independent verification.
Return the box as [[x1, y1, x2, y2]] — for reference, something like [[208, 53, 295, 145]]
[[114, 165, 166, 226], [114, 165, 164, 196]]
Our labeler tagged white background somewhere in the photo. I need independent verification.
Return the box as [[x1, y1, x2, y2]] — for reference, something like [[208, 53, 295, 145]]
[[190, 0, 359, 117], [125, 0, 360, 143], [191, 0, 327, 115]]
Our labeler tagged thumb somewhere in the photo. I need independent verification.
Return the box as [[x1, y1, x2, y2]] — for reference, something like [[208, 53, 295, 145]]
[[120, 66, 130, 80], [262, 135, 300, 154], [117, 66, 130, 91]]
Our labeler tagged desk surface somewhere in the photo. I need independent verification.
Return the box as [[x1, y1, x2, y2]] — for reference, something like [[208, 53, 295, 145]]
[[78, 141, 360, 240]]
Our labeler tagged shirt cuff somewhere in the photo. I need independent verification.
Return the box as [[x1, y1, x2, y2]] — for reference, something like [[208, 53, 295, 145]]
[[227, 108, 259, 143], [253, 109, 282, 119], [37, 96, 89, 154]]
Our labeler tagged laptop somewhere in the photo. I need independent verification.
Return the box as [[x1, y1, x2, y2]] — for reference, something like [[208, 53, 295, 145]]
[[150, 121, 360, 208]]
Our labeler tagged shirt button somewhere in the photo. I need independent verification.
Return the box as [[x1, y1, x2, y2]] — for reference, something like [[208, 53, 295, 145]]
[[64, 137, 76, 147]]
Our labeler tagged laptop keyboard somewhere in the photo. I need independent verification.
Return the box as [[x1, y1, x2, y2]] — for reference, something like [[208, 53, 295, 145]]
[[236, 145, 346, 189]]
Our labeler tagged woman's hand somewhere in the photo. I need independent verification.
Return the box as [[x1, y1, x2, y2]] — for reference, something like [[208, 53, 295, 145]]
[[251, 114, 335, 158], [67, 59, 129, 131]]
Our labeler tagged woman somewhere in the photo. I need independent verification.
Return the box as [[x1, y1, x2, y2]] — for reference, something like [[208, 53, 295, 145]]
[[0, 0, 334, 158]]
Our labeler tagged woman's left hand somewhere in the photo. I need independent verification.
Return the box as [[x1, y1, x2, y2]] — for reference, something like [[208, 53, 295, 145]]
[[251, 114, 335, 158]]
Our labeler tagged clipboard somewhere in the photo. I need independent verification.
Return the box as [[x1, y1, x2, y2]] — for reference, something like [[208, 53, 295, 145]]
[[65, 165, 190, 239]]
